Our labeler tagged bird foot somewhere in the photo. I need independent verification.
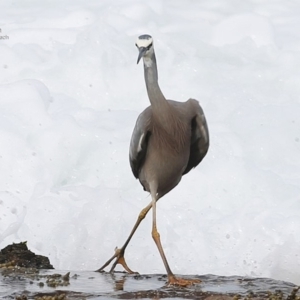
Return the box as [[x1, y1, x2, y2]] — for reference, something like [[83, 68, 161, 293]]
[[96, 247, 138, 274], [167, 275, 201, 287], [113, 247, 138, 274]]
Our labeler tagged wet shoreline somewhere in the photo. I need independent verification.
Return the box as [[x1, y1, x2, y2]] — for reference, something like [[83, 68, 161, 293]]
[[1, 268, 300, 300], [1, 243, 299, 299]]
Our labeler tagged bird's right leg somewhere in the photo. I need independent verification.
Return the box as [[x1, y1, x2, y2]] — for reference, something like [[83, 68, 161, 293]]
[[150, 188, 201, 287], [96, 201, 153, 273]]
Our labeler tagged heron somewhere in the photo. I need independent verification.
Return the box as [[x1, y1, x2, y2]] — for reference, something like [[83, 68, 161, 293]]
[[97, 34, 209, 286]]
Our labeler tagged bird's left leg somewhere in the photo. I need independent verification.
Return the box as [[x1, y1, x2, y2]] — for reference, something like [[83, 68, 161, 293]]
[[96, 201, 153, 273], [150, 189, 201, 287]]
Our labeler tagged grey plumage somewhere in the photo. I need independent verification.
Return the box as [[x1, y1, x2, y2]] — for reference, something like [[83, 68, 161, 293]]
[[130, 34, 209, 200], [97, 34, 209, 286]]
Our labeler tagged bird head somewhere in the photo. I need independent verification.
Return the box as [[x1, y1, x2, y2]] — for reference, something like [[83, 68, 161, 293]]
[[136, 34, 153, 64]]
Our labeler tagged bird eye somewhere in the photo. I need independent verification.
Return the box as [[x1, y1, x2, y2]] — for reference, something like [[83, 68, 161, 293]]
[[146, 43, 153, 50]]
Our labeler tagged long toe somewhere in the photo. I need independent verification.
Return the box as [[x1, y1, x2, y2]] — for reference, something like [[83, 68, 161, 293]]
[[113, 254, 138, 274]]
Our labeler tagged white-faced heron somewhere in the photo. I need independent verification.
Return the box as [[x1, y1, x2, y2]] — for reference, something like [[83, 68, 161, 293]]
[[97, 34, 209, 286]]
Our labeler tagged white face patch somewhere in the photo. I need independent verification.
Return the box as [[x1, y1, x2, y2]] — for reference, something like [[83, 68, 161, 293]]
[[136, 36, 153, 48]]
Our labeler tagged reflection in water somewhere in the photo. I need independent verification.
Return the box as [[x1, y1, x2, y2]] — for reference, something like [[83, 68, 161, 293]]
[[109, 272, 126, 291]]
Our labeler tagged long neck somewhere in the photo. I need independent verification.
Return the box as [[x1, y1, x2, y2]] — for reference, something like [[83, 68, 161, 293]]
[[143, 52, 168, 109], [142, 51, 188, 150]]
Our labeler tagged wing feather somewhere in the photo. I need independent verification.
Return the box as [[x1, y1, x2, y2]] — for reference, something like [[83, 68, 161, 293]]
[[183, 101, 209, 175], [129, 107, 152, 178]]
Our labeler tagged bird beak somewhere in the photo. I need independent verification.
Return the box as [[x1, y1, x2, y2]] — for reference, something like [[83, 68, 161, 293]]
[[137, 47, 147, 64]]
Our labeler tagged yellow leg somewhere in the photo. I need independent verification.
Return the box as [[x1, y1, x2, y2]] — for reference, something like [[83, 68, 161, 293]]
[[151, 190, 201, 287], [96, 201, 152, 273], [151, 193, 173, 276]]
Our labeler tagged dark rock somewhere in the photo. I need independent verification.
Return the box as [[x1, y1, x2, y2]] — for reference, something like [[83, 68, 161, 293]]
[[0, 241, 54, 269]]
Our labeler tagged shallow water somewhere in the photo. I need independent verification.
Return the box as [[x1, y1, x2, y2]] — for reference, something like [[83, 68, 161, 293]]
[[1, 270, 299, 299]]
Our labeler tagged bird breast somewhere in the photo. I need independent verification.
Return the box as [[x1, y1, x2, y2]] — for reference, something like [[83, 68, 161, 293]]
[[152, 121, 189, 154], [140, 117, 191, 194]]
